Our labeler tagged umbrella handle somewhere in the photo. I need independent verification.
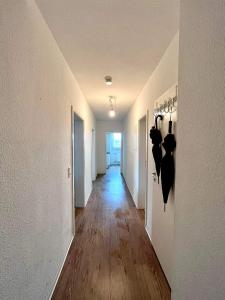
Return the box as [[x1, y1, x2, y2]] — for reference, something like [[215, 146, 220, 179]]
[[168, 120, 172, 134], [155, 114, 163, 129]]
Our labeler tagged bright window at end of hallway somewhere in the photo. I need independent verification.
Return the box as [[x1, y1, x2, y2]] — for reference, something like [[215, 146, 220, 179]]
[[113, 133, 121, 149]]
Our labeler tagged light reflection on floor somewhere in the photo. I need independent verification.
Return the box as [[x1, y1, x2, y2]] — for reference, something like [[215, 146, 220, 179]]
[[102, 166, 127, 207]]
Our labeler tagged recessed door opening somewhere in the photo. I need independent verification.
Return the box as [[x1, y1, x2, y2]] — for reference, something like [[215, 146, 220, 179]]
[[72, 111, 85, 210], [105, 132, 122, 173], [91, 129, 96, 182], [138, 115, 148, 224]]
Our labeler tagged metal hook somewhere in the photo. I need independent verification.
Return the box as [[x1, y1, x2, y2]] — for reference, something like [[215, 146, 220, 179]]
[[164, 100, 170, 114], [153, 92, 177, 116], [155, 114, 163, 129]]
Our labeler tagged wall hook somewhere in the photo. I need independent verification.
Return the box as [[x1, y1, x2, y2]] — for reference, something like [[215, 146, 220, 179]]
[[155, 114, 163, 129]]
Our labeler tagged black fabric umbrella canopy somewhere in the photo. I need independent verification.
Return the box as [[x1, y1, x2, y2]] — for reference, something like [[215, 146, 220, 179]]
[[149, 115, 163, 183], [161, 119, 176, 211]]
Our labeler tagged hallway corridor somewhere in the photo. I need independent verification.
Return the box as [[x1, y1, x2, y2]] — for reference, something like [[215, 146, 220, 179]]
[[52, 167, 170, 300]]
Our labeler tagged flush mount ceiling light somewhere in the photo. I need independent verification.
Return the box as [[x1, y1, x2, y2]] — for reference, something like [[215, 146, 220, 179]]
[[104, 76, 112, 86], [108, 96, 116, 118]]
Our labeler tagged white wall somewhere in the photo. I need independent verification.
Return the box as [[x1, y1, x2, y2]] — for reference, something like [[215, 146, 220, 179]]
[[96, 120, 123, 174], [172, 1, 225, 299], [123, 32, 179, 285], [0, 1, 95, 299], [123, 32, 179, 206]]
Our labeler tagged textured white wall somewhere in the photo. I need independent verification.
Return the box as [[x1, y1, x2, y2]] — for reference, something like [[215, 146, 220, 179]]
[[172, 1, 225, 299], [96, 120, 123, 174], [123, 33, 179, 206], [0, 1, 95, 299], [123, 33, 179, 284]]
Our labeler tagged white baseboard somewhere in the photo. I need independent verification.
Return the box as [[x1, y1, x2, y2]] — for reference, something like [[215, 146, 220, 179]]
[[121, 174, 138, 208], [145, 225, 152, 242], [132, 196, 138, 208], [85, 187, 93, 206], [48, 236, 74, 299]]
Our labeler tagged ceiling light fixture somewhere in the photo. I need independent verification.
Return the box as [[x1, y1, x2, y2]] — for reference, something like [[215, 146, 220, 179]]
[[109, 109, 116, 118], [105, 76, 112, 86], [108, 96, 116, 118]]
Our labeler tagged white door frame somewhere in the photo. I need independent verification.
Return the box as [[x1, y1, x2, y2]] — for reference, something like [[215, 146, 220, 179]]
[[71, 106, 85, 234], [138, 113, 149, 226], [74, 113, 85, 207], [91, 128, 96, 181], [71, 106, 75, 236], [120, 133, 124, 174], [105, 131, 123, 173], [145, 110, 149, 227]]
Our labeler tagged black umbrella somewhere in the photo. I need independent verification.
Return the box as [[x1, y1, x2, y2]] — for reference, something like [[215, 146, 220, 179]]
[[149, 115, 163, 183], [161, 117, 176, 211]]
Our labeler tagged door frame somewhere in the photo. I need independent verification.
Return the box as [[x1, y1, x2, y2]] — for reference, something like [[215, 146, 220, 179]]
[[138, 112, 149, 226], [91, 128, 96, 182], [71, 106, 75, 235], [105, 131, 123, 173], [146, 110, 149, 227], [71, 106, 85, 234]]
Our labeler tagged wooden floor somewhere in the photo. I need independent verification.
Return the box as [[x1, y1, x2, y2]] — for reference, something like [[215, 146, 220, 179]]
[[52, 166, 170, 300]]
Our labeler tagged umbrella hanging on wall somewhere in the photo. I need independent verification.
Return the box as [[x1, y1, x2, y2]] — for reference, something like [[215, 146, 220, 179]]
[[161, 116, 176, 211], [149, 114, 163, 183]]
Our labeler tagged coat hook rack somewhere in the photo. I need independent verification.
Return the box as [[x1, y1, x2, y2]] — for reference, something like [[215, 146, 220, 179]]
[[154, 95, 177, 116], [154, 85, 178, 116]]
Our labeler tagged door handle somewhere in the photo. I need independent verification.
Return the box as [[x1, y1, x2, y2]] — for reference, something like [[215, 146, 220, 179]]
[[68, 167, 72, 178]]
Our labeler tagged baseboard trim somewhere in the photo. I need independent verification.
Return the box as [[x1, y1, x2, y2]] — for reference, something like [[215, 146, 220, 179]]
[[121, 173, 138, 208], [145, 226, 171, 290], [85, 185, 95, 206], [48, 236, 74, 299], [145, 225, 152, 242]]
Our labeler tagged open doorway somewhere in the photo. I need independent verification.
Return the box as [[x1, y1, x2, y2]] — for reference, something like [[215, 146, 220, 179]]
[[91, 129, 96, 182], [138, 115, 148, 222], [105, 132, 122, 172], [72, 111, 85, 210]]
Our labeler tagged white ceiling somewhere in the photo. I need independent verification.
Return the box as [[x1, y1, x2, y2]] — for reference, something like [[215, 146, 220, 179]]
[[36, 0, 179, 120]]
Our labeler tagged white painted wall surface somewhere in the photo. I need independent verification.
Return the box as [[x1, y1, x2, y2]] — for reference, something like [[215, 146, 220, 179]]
[[0, 1, 95, 299], [172, 1, 225, 299], [123, 33, 179, 285], [96, 120, 123, 174]]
